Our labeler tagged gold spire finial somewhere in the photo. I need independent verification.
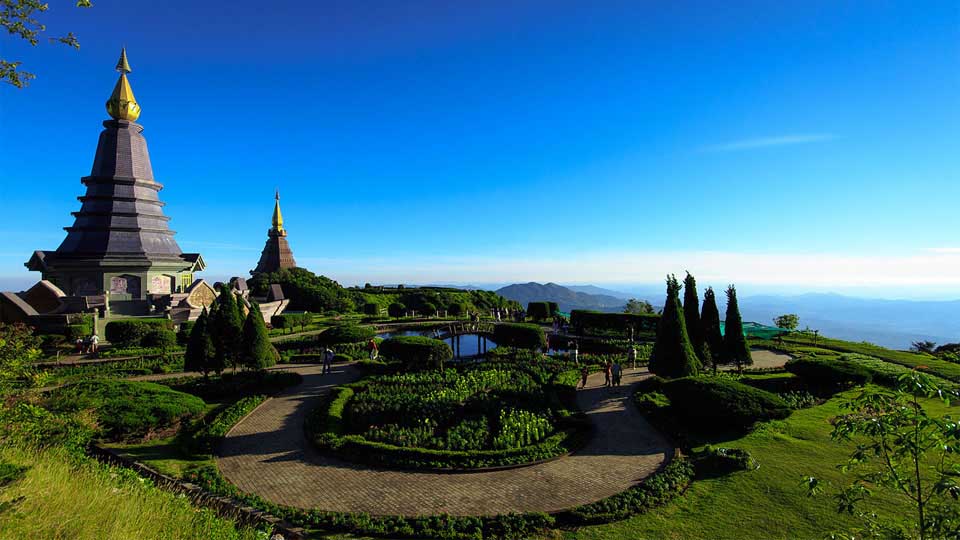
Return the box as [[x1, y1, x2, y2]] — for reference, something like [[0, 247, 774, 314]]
[[115, 47, 131, 74], [106, 48, 141, 121], [272, 191, 285, 233]]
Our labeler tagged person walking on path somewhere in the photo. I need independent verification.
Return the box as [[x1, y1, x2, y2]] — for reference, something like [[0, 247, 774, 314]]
[[628, 345, 637, 370], [612, 361, 622, 386], [578, 365, 590, 389], [604, 360, 613, 387], [322, 347, 334, 374], [88, 333, 99, 354], [367, 339, 379, 361], [571, 341, 579, 366]]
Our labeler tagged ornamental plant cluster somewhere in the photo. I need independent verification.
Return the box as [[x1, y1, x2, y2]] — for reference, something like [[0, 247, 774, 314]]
[[184, 285, 278, 378], [649, 272, 753, 378], [309, 359, 589, 469], [345, 368, 553, 451]]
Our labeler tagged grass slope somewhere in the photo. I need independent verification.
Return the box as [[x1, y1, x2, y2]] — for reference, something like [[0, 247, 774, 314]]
[[565, 387, 954, 540], [0, 446, 260, 540]]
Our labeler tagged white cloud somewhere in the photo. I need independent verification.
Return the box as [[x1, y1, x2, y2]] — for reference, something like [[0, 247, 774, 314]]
[[926, 247, 960, 254], [704, 134, 836, 152]]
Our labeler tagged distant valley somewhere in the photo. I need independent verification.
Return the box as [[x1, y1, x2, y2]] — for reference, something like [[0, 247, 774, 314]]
[[492, 282, 960, 350]]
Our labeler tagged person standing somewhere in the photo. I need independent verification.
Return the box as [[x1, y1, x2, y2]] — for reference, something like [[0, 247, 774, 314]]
[[323, 347, 334, 374], [368, 339, 379, 361], [604, 360, 613, 387], [572, 341, 579, 366], [89, 333, 99, 354], [629, 345, 637, 370], [612, 361, 623, 386], [579, 365, 590, 389]]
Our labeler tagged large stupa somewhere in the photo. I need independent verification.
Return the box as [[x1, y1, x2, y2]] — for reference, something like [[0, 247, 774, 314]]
[[251, 191, 297, 275], [24, 49, 204, 317]]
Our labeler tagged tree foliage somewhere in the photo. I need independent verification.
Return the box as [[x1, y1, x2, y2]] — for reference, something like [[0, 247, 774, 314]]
[[723, 285, 752, 371], [240, 302, 277, 370], [184, 308, 218, 378], [1, 0, 93, 88], [805, 371, 960, 540], [649, 275, 700, 378], [527, 302, 551, 321], [623, 298, 655, 315], [248, 267, 354, 313], [0, 322, 39, 392], [209, 285, 243, 369], [682, 272, 704, 361], [773, 313, 800, 331], [700, 287, 724, 371]]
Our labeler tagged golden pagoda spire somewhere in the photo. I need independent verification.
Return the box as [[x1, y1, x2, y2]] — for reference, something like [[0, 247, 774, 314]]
[[272, 190, 285, 233], [105, 47, 141, 121]]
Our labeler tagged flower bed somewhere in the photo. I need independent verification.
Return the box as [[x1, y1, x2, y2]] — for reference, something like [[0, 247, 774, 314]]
[[307, 362, 590, 470]]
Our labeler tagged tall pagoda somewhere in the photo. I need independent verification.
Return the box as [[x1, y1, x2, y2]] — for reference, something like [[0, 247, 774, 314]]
[[252, 191, 297, 275], [25, 49, 204, 316]]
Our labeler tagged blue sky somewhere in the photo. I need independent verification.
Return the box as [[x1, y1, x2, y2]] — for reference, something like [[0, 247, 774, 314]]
[[1, 1, 958, 297]]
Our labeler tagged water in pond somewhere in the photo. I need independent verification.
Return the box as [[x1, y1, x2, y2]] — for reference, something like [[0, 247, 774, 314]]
[[377, 329, 496, 357]]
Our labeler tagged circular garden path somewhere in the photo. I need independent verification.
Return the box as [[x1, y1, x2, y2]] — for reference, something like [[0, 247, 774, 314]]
[[216, 364, 673, 516]]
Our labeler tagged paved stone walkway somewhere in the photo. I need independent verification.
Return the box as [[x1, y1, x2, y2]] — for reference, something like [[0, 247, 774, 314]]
[[216, 364, 672, 516]]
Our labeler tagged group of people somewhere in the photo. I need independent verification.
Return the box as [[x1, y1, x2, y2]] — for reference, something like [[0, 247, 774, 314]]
[[74, 333, 99, 355], [578, 359, 623, 389]]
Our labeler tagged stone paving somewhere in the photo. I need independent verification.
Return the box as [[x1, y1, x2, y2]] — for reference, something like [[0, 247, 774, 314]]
[[216, 364, 673, 516]]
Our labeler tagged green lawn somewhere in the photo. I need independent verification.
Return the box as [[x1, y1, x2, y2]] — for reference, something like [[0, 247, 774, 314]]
[[0, 446, 260, 540], [563, 388, 954, 540]]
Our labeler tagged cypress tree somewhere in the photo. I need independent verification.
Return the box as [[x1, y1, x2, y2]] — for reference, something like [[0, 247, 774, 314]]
[[700, 287, 724, 374], [723, 284, 753, 372], [682, 272, 705, 362], [649, 275, 700, 378], [184, 308, 216, 378], [240, 301, 277, 371], [212, 285, 243, 368]]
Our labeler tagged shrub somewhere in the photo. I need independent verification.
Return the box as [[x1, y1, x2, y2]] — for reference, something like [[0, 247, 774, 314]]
[[0, 402, 94, 458], [660, 376, 792, 432], [785, 357, 872, 389], [176, 321, 195, 346], [379, 336, 452, 370], [388, 302, 406, 318], [493, 323, 547, 350], [185, 394, 267, 454], [334, 353, 353, 363], [161, 370, 301, 401], [45, 380, 205, 441], [64, 324, 90, 341], [448, 302, 467, 317], [570, 310, 660, 336], [104, 319, 172, 346], [557, 458, 694, 525], [692, 446, 757, 478], [363, 303, 380, 316], [141, 329, 178, 350], [527, 302, 551, 321], [319, 324, 376, 345]]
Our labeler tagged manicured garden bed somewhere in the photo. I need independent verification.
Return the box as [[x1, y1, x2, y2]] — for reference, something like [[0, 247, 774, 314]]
[[307, 360, 590, 470]]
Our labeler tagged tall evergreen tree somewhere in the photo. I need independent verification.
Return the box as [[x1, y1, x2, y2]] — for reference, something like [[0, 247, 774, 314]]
[[700, 287, 724, 374], [211, 285, 243, 369], [184, 308, 216, 379], [723, 284, 753, 372], [240, 301, 277, 371], [682, 272, 705, 362], [649, 275, 700, 378]]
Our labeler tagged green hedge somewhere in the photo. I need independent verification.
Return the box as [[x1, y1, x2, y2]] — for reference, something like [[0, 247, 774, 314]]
[[570, 310, 660, 336], [556, 458, 694, 525], [104, 319, 173, 346], [44, 380, 205, 442], [659, 377, 792, 433], [784, 357, 872, 389], [271, 312, 313, 333], [319, 324, 376, 345], [141, 329, 178, 350], [379, 336, 452, 370], [527, 302, 551, 321], [185, 394, 267, 454], [493, 323, 547, 350]]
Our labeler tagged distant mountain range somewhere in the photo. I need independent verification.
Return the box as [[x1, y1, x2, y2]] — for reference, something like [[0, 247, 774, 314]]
[[492, 282, 960, 349], [495, 282, 629, 313]]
